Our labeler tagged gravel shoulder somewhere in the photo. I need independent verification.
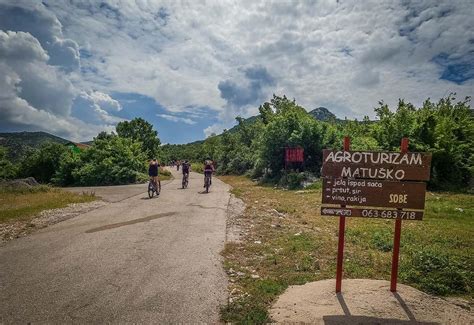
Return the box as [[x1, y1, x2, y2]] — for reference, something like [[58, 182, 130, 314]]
[[1, 200, 107, 245]]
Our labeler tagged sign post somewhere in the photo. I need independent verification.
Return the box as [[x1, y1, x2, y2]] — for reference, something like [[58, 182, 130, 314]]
[[390, 138, 409, 292], [335, 136, 350, 293], [321, 137, 431, 293]]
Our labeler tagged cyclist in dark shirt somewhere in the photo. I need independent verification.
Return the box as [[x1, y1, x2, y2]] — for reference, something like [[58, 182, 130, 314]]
[[148, 159, 160, 190], [203, 159, 214, 188], [182, 160, 190, 175]]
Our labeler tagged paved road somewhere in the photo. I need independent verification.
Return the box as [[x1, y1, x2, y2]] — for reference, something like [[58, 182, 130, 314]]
[[0, 169, 230, 323]]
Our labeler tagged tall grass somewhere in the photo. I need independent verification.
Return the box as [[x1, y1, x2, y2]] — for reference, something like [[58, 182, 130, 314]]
[[0, 186, 96, 223]]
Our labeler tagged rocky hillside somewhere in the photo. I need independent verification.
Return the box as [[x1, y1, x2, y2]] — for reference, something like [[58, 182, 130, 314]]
[[308, 107, 338, 121]]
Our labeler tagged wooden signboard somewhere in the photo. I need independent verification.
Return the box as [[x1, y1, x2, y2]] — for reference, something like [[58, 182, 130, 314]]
[[322, 178, 426, 210], [321, 138, 432, 293], [322, 149, 432, 181]]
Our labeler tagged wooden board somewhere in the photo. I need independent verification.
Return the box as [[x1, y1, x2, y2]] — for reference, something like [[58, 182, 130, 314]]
[[321, 150, 432, 181], [322, 178, 426, 209]]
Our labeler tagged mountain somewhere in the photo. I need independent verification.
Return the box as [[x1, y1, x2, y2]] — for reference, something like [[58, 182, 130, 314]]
[[228, 106, 340, 133], [308, 107, 338, 121], [0, 131, 70, 161]]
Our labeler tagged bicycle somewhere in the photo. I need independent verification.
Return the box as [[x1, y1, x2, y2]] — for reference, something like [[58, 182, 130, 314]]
[[182, 172, 189, 189], [148, 178, 161, 198], [204, 172, 211, 193]]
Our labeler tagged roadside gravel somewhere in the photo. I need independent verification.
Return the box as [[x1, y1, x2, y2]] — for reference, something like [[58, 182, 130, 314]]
[[0, 200, 107, 245]]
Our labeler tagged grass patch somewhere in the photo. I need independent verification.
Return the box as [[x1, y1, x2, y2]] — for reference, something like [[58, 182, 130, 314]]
[[0, 186, 96, 223], [219, 175, 473, 324]]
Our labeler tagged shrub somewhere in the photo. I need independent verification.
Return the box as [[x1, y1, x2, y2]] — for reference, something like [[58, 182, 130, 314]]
[[0, 146, 17, 179], [71, 135, 147, 186], [19, 142, 68, 183], [279, 171, 306, 190], [191, 163, 204, 173]]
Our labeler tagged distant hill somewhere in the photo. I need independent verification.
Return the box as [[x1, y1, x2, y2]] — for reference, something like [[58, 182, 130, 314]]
[[228, 106, 340, 133], [308, 107, 338, 121], [0, 131, 70, 161]]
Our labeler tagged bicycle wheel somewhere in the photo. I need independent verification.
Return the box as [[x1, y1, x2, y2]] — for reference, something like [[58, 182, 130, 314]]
[[205, 177, 210, 193], [148, 183, 154, 198]]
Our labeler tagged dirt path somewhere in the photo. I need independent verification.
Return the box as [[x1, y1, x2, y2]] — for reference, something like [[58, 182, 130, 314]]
[[0, 169, 230, 323]]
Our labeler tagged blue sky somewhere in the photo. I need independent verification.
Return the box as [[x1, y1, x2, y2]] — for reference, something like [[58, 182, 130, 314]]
[[0, 0, 473, 143]]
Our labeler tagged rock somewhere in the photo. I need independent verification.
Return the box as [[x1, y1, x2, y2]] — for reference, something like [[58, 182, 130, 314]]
[[1, 177, 40, 190]]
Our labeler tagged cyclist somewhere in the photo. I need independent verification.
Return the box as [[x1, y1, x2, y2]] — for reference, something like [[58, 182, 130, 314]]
[[182, 160, 190, 182], [148, 158, 160, 191], [203, 159, 214, 188]]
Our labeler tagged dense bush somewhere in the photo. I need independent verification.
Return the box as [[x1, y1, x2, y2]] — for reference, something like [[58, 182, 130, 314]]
[[162, 94, 473, 191], [19, 142, 68, 183], [69, 135, 146, 186], [0, 147, 17, 179], [373, 96, 474, 190]]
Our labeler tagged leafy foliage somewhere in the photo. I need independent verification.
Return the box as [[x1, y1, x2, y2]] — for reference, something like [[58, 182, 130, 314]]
[[56, 135, 147, 186], [0, 146, 17, 179], [19, 142, 69, 183], [116, 118, 161, 159], [3, 95, 472, 190], [162, 94, 473, 190]]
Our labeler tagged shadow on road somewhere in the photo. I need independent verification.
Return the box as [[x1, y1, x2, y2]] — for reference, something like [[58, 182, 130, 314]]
[[140, 196, 159, 200], [85, 212, 177, 233]]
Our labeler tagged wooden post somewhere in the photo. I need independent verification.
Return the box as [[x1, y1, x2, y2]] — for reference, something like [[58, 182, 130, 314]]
[[390, 137, 409, 292], [336, 136, 350, 293]]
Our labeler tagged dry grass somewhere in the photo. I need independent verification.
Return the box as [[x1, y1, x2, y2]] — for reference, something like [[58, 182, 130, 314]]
[[0, 187, 97, 224], [219, 175, 474, 324]]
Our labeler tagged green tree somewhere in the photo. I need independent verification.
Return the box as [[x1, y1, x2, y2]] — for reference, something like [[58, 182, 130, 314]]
[[259, 95, 324, 177], [71, 134, 147, 186], [373, 95, 473, 190], [0, 146, 17, 179], [116, 118, 161, 158], [19, 142, 68, 183]]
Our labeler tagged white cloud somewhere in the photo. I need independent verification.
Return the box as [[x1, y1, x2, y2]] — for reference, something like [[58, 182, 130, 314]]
[[0, 29, 116, 141], [157, 114, 196, 125], [0, 0, 80, 72], [72, 90, 125, 125], [43, 1, 473, 121], [1, 0, 473, 141]]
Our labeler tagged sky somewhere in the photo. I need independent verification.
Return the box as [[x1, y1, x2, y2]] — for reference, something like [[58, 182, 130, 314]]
[[0, 0, 473, 144]]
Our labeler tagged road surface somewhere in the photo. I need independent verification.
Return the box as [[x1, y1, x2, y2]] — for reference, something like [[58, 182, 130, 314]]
[[0, 169, 230, 323]]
